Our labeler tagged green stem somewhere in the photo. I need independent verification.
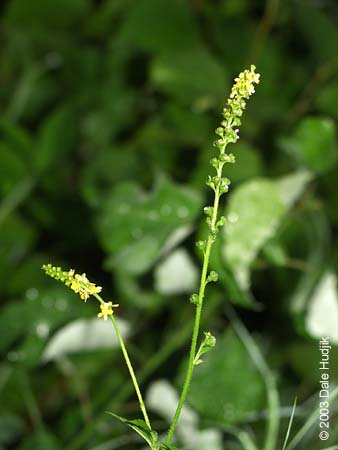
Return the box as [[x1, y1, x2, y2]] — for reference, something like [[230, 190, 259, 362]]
[[94, 293, 151, 429], [165, 162, 223, 444], [64, 295, 221, 450]]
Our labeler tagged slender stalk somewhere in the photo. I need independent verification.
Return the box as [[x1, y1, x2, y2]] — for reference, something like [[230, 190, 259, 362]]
[[64, 294, 221, 450], [165, 65, 260, 445], [94, 293, 151, 429], [165, 164, 223, 444]]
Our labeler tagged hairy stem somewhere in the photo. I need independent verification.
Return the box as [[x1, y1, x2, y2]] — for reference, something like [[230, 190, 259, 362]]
[[94, 293, 151, 429], [165, 162, 224, 444]]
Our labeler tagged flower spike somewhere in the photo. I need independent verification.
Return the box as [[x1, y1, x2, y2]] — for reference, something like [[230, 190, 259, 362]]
[[42, 264, 102, 301]]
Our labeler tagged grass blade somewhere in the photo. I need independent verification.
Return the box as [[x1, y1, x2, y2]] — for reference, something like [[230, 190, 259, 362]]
[[282, 397, 297, 450]]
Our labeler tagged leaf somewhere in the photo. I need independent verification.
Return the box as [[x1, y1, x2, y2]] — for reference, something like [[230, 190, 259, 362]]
[[280, 117, 337, 174], [222, 172, 312, 292], [116, 271, 164, 311], [18, 430, 60, 450], [223, 142, 264, 183], [0, 215, 37, 292], [151, 48, 227, 107], [193, 332, 216, 366], [306, 272, 338, 344], [97, 177, 202, 275], [35, 107, 76, 172], [0, 416, 23, 447], [295, 0, 338, 61], [42, 317, 130, 362], [0, 120, 32, 197], [146, 380, 222, 450], [282, 398, 297, 450], [186, 329, 265, 425], [316, 81, 338, 121], [154, 248, 199, 295], [0, 285, 90, 366], [118, 0, 200, 53], [222, 179, 286, 291], [106, 412, 158, 447], [4, 0, 90, 30]]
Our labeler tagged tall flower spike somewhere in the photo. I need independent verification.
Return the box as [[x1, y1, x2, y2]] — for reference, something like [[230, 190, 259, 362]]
[[42, 264, 102, 301], [215, 65, 260, 151]]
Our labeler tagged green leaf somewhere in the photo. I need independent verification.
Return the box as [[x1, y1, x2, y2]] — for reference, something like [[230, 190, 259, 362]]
[[222, 179, 286, 291], [0, 286, 90, 366], [295, 0, 338, 61], [118, 0, 200, 53], [306, 271, 338, 344], [280, 117, 337, 174], [186, 329, 265, 425], [316, 81, 338, 121], [35, 107, 76, 172], [223, 142, 264, 183], [18, 430, 60, 450], [97, 177, 202, 275], [193, 331, 216, 365], [0, 416, 23, 447], [106, 412, 158, 447], [42, 317, 130, 362], [0, 215, 37, 291], [222, 172, 312, 293], [154, 248, 199, 295], [4, 0, 90, 30], [151, 48, 227, 107]]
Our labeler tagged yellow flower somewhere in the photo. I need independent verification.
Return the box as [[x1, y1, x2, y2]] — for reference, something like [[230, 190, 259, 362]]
[[97, 302, 119, 320], [42, 264, 102, 302]]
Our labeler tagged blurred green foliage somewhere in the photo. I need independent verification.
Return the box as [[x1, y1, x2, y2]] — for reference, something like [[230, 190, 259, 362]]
[[1, 0, 338, 449]]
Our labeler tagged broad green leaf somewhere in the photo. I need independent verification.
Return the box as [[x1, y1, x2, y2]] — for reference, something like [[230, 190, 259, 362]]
[[224, 142, 264, 183], [306, 272, 338, 344], [222, 172, 312, 292], [118, 0, 200, 53], [146, 380, 222, 450], [288, 207, 330, 316], [276, 170, 313, 207], [106, 412, 158, 447], [4, 0, 90, 30], [18, 430, 60, 450], [280, 117, 337, 174], [186, 329, 265, 425], [42, 317, 130, 362], [35, 107, 76, 172], [151, 48, 227, 107], [0, 143, 27, 196], [222, 179, 285, 290], [316, 81, 338, 121], [0, 120, 32, 196], [116, 271, 164, 311], [0, 286, 90, 365], [0, 416, 23, 448], [0, 215, 37, 291], [154, 248, 199, 295], [192, 141, 263, 190], [295, 0, 338, 61], [97, 177, 202, 275], [81, 144, 140, 207]]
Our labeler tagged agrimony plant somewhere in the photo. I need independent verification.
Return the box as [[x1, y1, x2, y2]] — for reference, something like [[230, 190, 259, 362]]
[[42, 65, 260, 450]]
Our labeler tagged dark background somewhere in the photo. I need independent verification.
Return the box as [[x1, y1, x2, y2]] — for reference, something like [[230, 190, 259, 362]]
[[1, 0, 338, 449]]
